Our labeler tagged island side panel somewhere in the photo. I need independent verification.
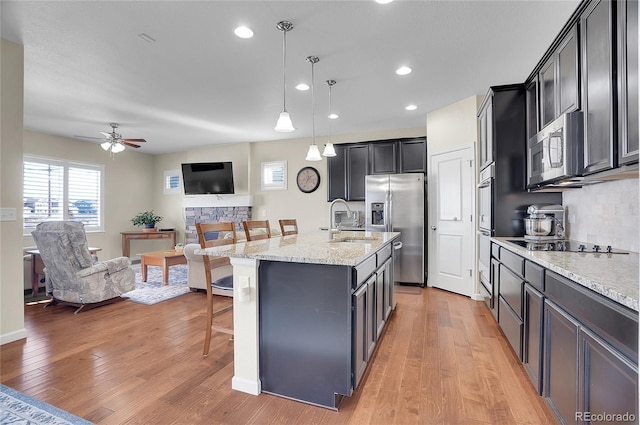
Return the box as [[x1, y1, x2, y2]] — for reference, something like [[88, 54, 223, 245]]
[[259, 261, 353, 409]]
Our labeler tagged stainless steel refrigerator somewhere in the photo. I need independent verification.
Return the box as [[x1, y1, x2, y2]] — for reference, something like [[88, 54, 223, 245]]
[[365, 173, 425, 286]]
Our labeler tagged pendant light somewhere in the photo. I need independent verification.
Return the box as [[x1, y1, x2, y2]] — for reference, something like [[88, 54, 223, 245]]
[[322, 79, 337, 157], [305, 56, 322, 161], [274, 21, 295, 132]]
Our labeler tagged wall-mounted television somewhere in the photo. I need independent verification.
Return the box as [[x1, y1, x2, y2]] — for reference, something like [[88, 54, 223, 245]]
[[181, 162, 235, 195]]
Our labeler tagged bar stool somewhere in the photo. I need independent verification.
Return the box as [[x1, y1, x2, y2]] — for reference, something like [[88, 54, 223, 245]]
[[242, 220, 271, 241], [278, 219, 298, 236]]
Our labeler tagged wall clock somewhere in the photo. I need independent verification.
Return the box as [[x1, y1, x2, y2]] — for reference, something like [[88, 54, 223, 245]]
[[296, 166, 321, 193]]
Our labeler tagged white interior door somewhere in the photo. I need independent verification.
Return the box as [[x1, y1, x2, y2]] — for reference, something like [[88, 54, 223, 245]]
[[428, 146, 474, 297]]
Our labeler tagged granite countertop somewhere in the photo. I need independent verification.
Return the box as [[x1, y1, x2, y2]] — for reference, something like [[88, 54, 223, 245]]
[[195, 230, 400, 267], [493, 238, 639, 312]]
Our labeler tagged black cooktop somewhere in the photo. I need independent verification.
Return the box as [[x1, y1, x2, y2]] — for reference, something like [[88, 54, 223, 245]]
[[507, 239, 628, 255]]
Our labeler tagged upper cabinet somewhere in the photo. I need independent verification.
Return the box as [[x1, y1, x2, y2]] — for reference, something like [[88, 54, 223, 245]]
[[478, 95, 494, 171], [580, 0, 616, 175], [327, 137, 426, 201], [617, 0, 639, 165], [524, 0, 638, 187], [538, 24, 580, 130]]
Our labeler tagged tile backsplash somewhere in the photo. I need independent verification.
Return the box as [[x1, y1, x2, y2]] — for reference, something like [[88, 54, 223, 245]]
[[562, 178, 639, 253]]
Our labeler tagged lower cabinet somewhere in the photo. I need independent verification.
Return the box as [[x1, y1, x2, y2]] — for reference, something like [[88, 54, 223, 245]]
[[486, 244, 639, 425], [523, 283, 544, 395], [352, 282, 368, 388], [579, 328, 639, 423], [543, 300, 580, 424]]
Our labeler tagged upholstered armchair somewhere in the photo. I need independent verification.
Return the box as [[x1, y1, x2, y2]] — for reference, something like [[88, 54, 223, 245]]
[[31, 221, 135, 313]]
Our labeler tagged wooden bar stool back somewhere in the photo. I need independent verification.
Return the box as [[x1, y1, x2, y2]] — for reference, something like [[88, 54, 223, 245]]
[[196, 221, 236, 356], [278, 219, 298, 236], [242, 220, 271, 241]]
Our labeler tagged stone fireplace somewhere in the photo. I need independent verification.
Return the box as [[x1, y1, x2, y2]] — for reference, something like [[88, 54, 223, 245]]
[[182, 195, 253, 244]]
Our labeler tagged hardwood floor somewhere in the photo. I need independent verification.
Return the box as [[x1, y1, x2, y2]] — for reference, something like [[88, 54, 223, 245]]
[[2, 287, 558, 424]]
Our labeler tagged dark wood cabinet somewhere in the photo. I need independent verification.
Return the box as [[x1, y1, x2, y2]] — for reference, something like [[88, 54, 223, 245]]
[[580, 0, 616, 175], [352, 281, 368, 389], [543, 299, 580, 424], [365, 275, 376, 359], [398, 138, 426, 173], [327, 144, 347, 201], [328, 138, 426, 201], [539, 58, 556, 129], [617, 0, 639, 165], [523, 283, 544, 395], [369, 141, 397, 175], [525, 78, 539, 141], [478, 94, 494, 170], [537, 24, 579, 130], [579, 328, 639, 422], [346, 145, 368, 201]]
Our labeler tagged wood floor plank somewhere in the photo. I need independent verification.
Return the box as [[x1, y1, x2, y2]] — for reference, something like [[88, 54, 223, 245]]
[[1, 287, 558, 424]]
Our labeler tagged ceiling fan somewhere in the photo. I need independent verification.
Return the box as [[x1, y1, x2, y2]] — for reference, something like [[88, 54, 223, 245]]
[[77, 123, 146, 153]]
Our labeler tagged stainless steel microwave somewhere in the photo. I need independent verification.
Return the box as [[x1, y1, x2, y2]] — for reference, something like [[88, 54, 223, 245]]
[[527, 111, 583, 188]]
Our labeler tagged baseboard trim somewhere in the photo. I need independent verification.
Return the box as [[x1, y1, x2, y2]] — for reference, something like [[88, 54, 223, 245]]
[[232, 376, 261, 395], [471, 292, 484, 301], [1, 328, 27, 345]]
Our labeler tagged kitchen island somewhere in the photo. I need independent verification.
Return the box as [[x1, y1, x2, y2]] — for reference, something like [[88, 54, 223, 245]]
[[196, 230, 400, 409]]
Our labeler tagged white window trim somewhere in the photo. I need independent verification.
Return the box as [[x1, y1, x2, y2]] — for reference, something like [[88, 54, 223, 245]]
[[23, 155, 105, 235], [261, 160, 288, 191]]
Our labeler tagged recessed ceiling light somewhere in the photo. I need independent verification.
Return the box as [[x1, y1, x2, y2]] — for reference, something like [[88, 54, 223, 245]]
[[234, 26, 254, 39], [328, 113, 339, 119], [295, 83, 310, 91], [396, 66, 412, 76], [137, 33, 156, 43], [376, 0, 394, 4], [405, 104, 417, 111]]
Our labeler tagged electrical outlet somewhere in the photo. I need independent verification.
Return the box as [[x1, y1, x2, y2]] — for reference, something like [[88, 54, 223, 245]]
[[568, 214, 576, 224]]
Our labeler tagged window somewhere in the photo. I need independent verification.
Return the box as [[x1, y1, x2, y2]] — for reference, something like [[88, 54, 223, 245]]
[[261, 161, 287, 191], [23, 155, 104, 234]]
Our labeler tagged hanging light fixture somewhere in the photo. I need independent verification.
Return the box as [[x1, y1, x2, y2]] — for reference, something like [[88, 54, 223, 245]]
[[305, 55, 322, 161], [274, 21, 295, 132], [322, 79, 337, 157]]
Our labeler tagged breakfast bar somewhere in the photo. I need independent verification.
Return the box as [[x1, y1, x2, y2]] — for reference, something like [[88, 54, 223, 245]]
[[196, 230, 400, 409]]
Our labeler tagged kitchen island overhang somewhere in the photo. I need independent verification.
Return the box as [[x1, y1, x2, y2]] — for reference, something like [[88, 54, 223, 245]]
[[195, 230, 401, 409]]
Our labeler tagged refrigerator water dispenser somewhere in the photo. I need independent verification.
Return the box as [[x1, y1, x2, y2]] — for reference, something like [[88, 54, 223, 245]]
[[371, 203, 385, 225]]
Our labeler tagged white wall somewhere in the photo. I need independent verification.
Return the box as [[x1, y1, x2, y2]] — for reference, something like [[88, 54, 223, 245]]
[[1, 38, 26, 344], [563, 178, 639, 252]]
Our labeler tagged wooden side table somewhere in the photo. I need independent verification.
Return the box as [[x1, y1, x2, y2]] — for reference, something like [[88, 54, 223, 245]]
[[25, 247, 101, 297], [120, 230, 176, 258], [138, 249, 187, 285]]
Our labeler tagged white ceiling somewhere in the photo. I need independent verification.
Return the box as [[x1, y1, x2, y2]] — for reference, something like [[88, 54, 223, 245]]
[[1, 0, 580, 155]]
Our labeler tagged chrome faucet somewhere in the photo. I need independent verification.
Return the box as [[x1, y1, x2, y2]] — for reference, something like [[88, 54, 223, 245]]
[[329, 198, 352, 239]]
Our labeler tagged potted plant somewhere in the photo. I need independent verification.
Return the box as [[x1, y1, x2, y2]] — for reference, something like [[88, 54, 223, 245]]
[[131, 210, 163, 232]]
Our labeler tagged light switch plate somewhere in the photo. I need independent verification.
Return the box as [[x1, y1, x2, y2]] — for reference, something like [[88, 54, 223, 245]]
[[0, 208, 17, 222]]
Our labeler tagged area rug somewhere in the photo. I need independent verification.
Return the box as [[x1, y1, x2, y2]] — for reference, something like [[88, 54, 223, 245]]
[[121, 263, 191, 305], [0, 384, 93, 425]]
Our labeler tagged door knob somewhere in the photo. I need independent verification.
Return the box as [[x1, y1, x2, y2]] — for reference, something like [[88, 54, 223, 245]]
[[431, 225, 437, 230]]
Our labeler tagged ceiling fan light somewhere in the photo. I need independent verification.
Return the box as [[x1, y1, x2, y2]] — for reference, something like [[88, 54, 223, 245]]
[[101, 141, 112, 151], [306, 144, 322, 161], [274, 111, 295, 132], [322, 143, 337, 157], [111, 142, 126, 153]]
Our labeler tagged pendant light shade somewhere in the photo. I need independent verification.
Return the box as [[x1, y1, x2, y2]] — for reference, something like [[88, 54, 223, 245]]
[[101, 141, 112, 151], [274, 21, 295, 132], [111, 142, 126, 153], [306, 55, 322, 161], [322, 79, 337, 157], [306, 144, 322, 161]]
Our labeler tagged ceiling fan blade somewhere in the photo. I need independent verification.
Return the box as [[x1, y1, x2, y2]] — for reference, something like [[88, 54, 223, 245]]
[[100, 132, 112, 138], [122, 141, 142, 148], [75, 135, 107, 140], [122, 138, 146, 143]]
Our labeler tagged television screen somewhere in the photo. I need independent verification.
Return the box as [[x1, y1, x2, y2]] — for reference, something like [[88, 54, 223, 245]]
[[181, 162, 235, 195]]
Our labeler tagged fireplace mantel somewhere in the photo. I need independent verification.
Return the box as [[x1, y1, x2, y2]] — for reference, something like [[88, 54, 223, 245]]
[[182, 195, 253, 208]]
